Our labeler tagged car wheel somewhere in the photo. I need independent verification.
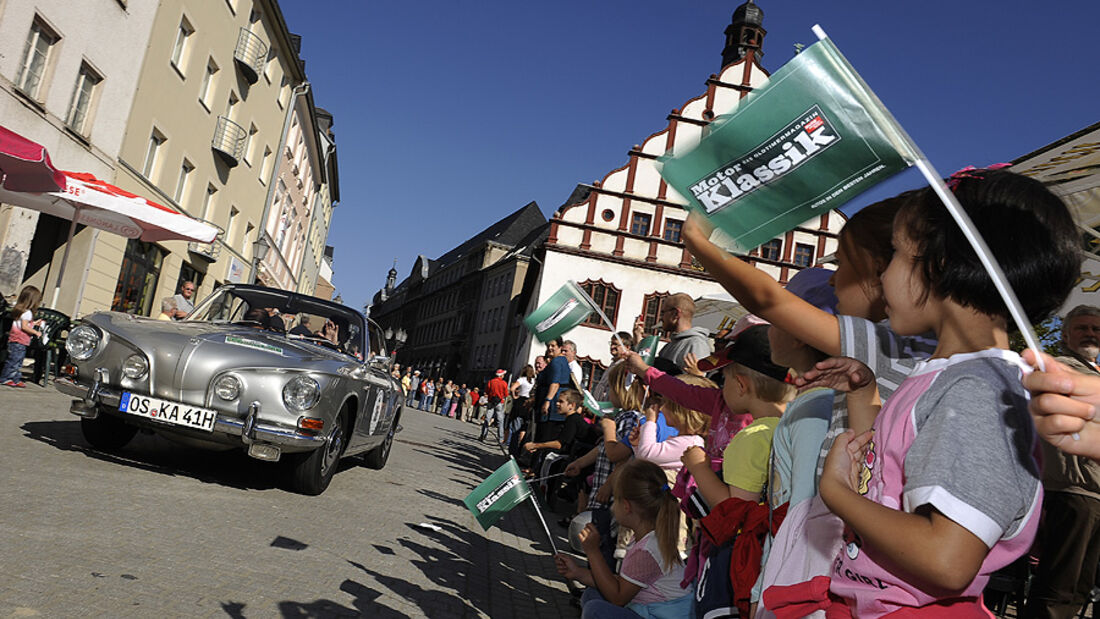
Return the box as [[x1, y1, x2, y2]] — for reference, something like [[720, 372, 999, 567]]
[[363, 410, 399, 470], [286, 410, 348, 495], [80, 413, 138, 451]]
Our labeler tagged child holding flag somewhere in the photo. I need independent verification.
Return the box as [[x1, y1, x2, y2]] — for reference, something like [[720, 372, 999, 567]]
[[803, 169, 1080, 615], [563, 363, 646, 568], [555, 458, 693, 619]]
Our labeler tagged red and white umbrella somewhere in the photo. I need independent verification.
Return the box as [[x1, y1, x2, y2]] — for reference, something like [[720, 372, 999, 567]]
[[0, 171, 218, 243], [0, 125, 65, 192], [0, 170, 219, 307]]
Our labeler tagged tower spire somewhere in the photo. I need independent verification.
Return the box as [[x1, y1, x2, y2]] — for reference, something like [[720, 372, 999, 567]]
[[721, 0, 766, 69]]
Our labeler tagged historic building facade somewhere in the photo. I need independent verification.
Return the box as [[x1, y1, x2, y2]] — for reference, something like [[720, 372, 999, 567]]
[[516, 1, 844, 389], [369, 202, 547, 384], [0, 0, 157, 311], [0, 0, 338, 317]]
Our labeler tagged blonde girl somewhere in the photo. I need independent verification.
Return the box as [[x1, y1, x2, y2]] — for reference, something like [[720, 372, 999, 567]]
[[556, 458, 693, 618]]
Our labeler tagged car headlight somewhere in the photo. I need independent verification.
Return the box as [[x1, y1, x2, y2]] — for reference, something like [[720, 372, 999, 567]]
[[66, 325, 101, 361], [122, 354, 148, 379], [282, 375, 320, 411], [213, 375, 241, 401]]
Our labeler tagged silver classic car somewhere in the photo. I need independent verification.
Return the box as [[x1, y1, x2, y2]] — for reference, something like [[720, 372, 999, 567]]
[[57, 284, 402, 495]]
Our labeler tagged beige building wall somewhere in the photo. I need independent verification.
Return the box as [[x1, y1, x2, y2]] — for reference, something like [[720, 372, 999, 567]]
[[258, 94, 322, 291], [0, 0, 157, 313], [78, 0, 307, 317]]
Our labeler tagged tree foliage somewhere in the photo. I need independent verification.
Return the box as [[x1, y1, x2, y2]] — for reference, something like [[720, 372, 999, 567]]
[[1008, 316, 1063, 355]]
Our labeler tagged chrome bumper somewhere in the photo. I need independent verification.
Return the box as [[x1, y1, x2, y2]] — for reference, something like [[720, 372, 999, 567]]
[[59, 374, 325, 451]]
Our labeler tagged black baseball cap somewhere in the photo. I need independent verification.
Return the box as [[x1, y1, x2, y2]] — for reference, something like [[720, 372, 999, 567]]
[[695, 324, 789, 382]]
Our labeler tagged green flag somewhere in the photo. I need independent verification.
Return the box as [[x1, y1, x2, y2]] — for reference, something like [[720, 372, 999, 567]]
[[659, 36, 918, 253], [523, 281, 598, 343], [635, 335, 660, 365], [463, 458, 532, 531], [581, 388, 615, 418]]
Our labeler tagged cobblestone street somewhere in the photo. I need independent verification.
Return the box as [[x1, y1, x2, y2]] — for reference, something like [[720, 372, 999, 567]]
[[0, 382, 575, 617]]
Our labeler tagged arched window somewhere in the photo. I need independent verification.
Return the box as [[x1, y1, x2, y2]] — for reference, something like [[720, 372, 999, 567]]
[[641, 292, 671, 336], [578, 279, 620, 329], [576, 356, 608, 392]]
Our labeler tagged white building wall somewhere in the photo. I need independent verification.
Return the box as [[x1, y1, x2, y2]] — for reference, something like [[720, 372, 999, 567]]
[[0, 0, 157, 305]]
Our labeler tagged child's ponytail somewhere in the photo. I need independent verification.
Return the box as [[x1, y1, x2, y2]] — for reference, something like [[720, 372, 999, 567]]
[[654, 487, 682, 569], [613, 458, 684, 570]]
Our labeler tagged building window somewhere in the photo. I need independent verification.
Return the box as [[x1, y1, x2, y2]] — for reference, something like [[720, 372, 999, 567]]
[[65, 62, 103, 136], [198, 58, 218, 110], [259, 145, 272, 184], [174, 159, 194, 204], [171, 16, 194, 74], [225, 91, 239, 122], [577, 357, 608, 392], [277, 76, 289, 109], [243, 123, 257, 166], [760, 239, 781, 261], [142, 128, 166, 179], [227, 206, 239, 248], [579, 279, 620, 328], [631, 212, 652, 236], [17, 17, 61, 100], [793, 243, 814, 267], [112, 239, 165, 316], [201, 184, 217, 220], [663, 219, 683, 243], [641, 292, 670, 336]]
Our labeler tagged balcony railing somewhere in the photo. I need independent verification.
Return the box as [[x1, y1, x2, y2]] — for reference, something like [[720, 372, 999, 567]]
[[233, 27, 268, 84], [188, 240, 221, 262], [212, 116, 247, 167]]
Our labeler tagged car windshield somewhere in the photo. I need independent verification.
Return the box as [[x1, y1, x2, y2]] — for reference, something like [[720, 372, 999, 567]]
[[187, 285, 366, 360]]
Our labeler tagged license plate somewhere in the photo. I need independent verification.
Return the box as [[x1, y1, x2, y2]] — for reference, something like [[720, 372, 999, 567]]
[[119, 392, 217, 432]]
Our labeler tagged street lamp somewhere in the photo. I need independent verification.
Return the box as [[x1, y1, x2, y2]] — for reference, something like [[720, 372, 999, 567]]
[[383, 327, 407, 358], [249, 234, 271, 285]]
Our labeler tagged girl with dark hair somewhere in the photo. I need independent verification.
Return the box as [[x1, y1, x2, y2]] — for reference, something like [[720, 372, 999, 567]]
[[818, 169, 1077, 615]]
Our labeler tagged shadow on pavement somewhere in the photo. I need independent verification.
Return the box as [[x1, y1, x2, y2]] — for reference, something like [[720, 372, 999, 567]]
[[17, 419, 359, 492]]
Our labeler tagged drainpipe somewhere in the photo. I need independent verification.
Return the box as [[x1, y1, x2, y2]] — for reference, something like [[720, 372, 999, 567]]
[[251, 80, 310, 285]]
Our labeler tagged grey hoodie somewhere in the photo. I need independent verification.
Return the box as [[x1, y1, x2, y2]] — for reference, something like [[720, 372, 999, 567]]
[[657, 326, 712, 370]]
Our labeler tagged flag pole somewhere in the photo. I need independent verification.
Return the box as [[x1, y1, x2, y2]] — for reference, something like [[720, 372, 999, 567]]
[[811, 25, 1046, 371], [492, 446, 561, 555], [571, 281, 626, 351]]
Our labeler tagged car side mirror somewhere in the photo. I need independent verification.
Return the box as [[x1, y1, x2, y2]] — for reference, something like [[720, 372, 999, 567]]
[[368, 355, 390, 371]]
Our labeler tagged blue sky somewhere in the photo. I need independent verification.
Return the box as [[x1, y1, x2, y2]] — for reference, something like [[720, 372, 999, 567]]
[[278, 1, 1100, 311]]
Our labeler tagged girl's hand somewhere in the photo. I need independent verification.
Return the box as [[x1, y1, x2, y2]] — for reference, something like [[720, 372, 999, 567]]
[[523, 442, 537, 453], [633, 315, 646, 342], [683, 353, 704, 377], [795, 357, 875, 393], [623, 352, 649, 376], [555, 553, 583, 580], [578, 523, 601, 553], [1022, 350, 1100, 461], [628, 425, 641, 447], [564, 461, 580, 477], [819, 430, 874, 508], [681, 445, 707, 469]]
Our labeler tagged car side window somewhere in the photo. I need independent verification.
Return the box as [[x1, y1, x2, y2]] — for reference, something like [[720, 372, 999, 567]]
[[367, 323, 385, 359]]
